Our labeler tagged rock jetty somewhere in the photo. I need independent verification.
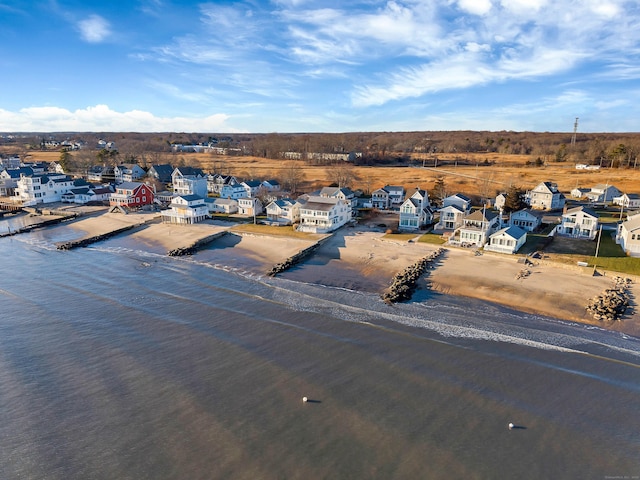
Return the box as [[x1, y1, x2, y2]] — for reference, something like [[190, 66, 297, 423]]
[[167, 231, 228, 256], [585, 276, 633, 322], [381, 248, 445, 304], [57, 224, 138, 250], [266, 238, 329, 276]]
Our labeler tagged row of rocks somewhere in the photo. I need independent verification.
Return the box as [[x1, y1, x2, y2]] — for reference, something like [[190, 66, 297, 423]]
[[585, 276, 633, 322], [266, 240, 325, 276], [381, 248, 446, 304], [167, 231, 228, 257], [1, 215, 74, 238], [515, 268, 531, 280], [57, 224, 138, 250]]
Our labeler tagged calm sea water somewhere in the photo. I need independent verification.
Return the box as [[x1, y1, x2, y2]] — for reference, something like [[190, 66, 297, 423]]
[[1, 220, 639, 479]]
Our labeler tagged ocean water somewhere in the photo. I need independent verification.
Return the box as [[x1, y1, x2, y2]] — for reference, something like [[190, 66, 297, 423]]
[[1, 222, 639, 479]]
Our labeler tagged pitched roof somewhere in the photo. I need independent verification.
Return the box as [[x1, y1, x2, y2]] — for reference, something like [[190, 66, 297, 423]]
[[465, 209, 498, 221], [491, 225, 527, 240], [564, 206, 598, 218]]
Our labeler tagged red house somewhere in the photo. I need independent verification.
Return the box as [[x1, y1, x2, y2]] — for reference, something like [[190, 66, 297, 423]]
[[109, 182, 154, 208]]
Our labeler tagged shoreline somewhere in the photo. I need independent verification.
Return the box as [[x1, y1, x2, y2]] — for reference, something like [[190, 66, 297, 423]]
[[6, 208, 640, 337]]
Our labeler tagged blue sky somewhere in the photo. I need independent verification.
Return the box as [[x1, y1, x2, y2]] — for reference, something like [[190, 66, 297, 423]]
[[1, 0, 639, 133]]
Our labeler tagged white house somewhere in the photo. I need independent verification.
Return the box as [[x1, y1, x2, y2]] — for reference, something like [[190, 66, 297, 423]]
[[616, 212, 640, 256], [484, 226, 527, 254], [207, 174, 238, 195], [61, 185, 113, 204], [435, 204, 465, 231], [570, 187, 590, 199], [525, 182, 565, 210], [265, 197, 298, 224], [453, 208, 501, 247], [399, 188, 434, 231], [509, 208, 543, 232], [556, 206, 599, 240], [297, 196, 350, 233], [204, 197, 238, 214], [242, 180, 263, 197], [495, 192, 508, 211], [238, 197, 264, 217], [15, 173, 75, 205], [115, 164, 146, 183], [585, 184, 622, 203], [613, 193, 640, 209], [220, 183, 248, 200], [442, 193, 472, 213], [371, 185, 405, 210], [161, 194, 209, 224], [172, 167, 207, 198]]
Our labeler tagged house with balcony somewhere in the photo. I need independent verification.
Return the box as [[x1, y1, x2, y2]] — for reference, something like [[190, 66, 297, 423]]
[[555, 206, 599, 240], [442, 193, 472, 213], [14, 172, 75, 205], [220, 183, 248, 200], [172, 166, 207, 198], [207, 174, 238, 195], [508, 208, 543, 232], [371, 185, 405, 210], [484, 226, 527, 254], [399, 188, 434, 231], [616, 212, 640, 256], [452, 208, 500, 247], [265, 197, 299, 224], [109, 182, 154, 208], [297, 196, 350, 233], [0, 166, 33, 196], [525, 182, 565, 210], [161, 194, 209, 224], [115, 164, 146, 183], [435, 204, 465, 232]]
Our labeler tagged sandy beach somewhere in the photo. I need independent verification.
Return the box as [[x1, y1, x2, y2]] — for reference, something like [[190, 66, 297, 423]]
[[63, 209, 640, 337]]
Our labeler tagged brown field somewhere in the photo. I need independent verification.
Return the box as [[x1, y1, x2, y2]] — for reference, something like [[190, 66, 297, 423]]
[[8, 148, 640, 199]]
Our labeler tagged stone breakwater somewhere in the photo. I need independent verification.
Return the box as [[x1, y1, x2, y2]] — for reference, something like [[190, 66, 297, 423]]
[[266, 236, 331, 276], [1, 215, 74, 238], [381, 248, 446, 304], [167, 231, 228, 256], [57, 224, 141, 250], [585, 276, 633, 322]]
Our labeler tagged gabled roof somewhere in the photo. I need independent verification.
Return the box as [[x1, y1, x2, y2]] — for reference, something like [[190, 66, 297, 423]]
[[491, 225, 527, 240], [438, 204, 465, 213], [173, 166, 205, 177], [5, 166, 33, 178], [446, 193, 471, 202], [176, 194, 203, 202], [243, 179, 262, 188], [563, 206, 598, 218], [533, 181, 558, 193], [117, 181, 145, 191], [465, 209, 498, 221]]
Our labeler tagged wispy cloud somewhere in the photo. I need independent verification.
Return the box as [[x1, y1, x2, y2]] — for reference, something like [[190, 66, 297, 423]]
[[77, 14, 111, 43], [0, 105, 240, 132]]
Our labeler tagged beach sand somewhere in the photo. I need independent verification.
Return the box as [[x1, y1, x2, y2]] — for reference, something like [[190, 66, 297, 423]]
[[65, 210, 640, 337]]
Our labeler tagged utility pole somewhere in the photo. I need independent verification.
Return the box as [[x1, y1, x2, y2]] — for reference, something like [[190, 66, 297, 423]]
[[571, 117, 579, 148]]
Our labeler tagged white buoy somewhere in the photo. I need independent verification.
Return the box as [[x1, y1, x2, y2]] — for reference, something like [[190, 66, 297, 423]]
[[508, 423, 514, 430], [302, 396, 308, 403]]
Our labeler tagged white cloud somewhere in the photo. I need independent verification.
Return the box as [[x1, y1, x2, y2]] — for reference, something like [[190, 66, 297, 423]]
[[0, 105, 239, 132], [457, 0, 492, 16], [77, 14, 111, 43]]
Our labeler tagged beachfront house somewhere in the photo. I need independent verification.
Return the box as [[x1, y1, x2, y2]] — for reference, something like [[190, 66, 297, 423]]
[[613, 193, 640, 209], [238, 197, 263, 217], [265, 197, 299, 224], [297, 196, 350, 233], [109, 181, 154, 208], [525, 182, 565, 210], [61, 185, 113, 204], [399, 188, 434, 231], [371, 185, 405, 210], [616, 212, 640, 256], [204, 197, 238, 214], [484, 226, 527, 254], [508, 208, 543, 232], [585, 184, 622, 203], [0, 166, 33, 196], [555, 206, 599, 240], [435, 204, 465, 232], [452, 208, 500, 247], [14, 172, 75, 205], [172, 167, 207, 198], [161, 194, 209, 224]]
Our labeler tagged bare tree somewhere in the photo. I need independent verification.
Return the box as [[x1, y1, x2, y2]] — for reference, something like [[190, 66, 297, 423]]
[[326, 162, 355, 188], [278, 161, 305, 194]]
